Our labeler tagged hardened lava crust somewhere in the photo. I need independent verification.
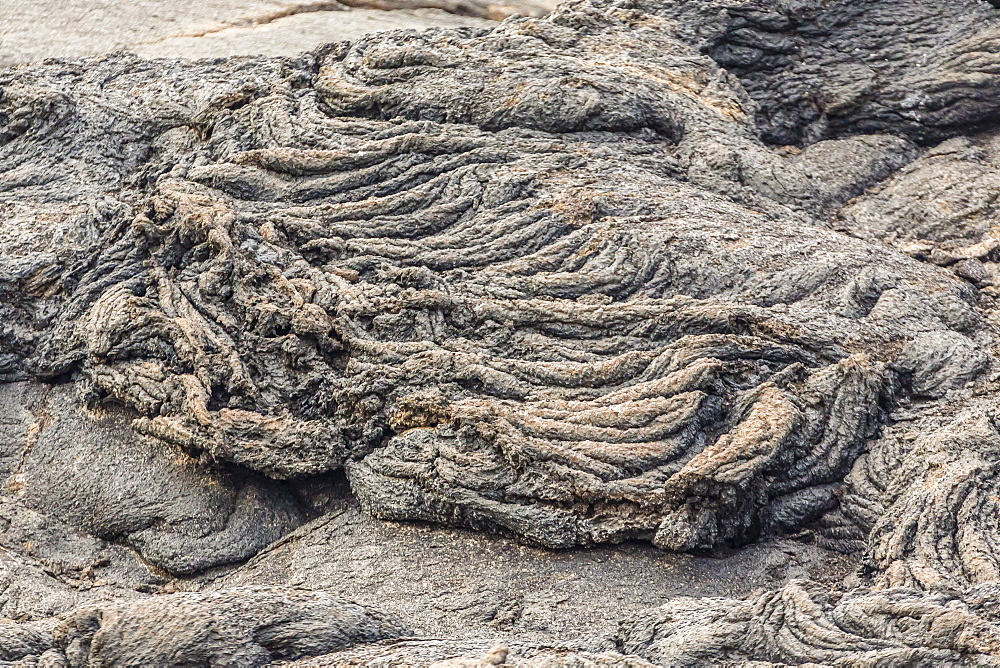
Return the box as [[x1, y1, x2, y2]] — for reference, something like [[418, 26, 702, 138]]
[[4, 0, 1000, 665]]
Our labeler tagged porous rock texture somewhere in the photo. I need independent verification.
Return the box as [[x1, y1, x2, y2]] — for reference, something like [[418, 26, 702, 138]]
[[4, 0, 1000, 665]]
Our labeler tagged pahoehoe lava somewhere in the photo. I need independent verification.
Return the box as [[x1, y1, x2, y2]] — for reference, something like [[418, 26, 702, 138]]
[[4, 0, 1000, 665]]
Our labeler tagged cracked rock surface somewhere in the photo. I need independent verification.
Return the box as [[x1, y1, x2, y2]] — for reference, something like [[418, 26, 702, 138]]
[[4, 0, 1000, 665], [0, 1, 542, 66]]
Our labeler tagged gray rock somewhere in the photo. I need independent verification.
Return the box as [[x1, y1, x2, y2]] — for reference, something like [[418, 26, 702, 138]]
[[0, 382, 306, 575], [0, 0, 554, 67], [6, 3, 987, 560], [208, 505, 850, 643], [292, 641, 658, 666], [50, 587, 407, 667], [648, 0, 1000, 145], [617, 579, 1000, 666]]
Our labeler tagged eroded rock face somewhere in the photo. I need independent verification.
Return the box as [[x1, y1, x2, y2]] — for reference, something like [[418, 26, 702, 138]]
[[4, 0, 1000, 665], [51, 587, 408, 667], [643, 0, 1000, 145]]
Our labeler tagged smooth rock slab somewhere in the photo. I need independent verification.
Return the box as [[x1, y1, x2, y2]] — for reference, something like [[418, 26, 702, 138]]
[[0, 382, 306, 574]]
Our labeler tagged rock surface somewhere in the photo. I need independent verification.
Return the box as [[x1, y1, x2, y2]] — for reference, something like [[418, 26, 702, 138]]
[[0, 0, 552, 66], [4, 0, 1000, 665]]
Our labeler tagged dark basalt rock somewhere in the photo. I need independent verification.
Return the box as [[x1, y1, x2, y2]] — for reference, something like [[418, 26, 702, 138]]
[[4, 0, 1000, 665], [645, 0, 1000, 145]]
